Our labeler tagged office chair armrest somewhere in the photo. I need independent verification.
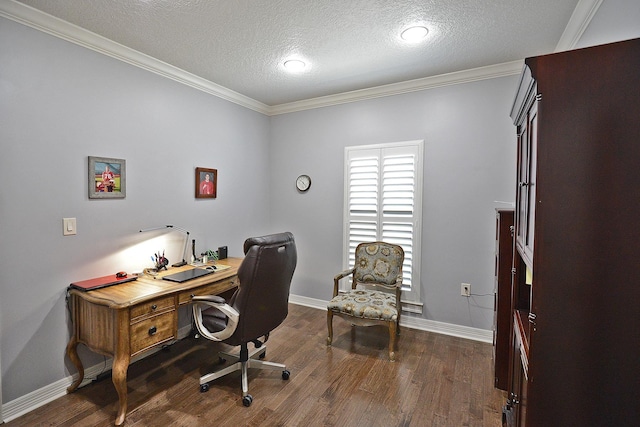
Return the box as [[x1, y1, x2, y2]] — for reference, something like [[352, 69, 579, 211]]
[[333, 268, 355, 297], [191, 296, 240, 342], [192, 295, 226, 304], [191, 295, 227, 307]]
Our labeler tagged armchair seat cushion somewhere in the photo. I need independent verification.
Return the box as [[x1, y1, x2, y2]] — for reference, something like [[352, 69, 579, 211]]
[[328, 289, 398, 322]]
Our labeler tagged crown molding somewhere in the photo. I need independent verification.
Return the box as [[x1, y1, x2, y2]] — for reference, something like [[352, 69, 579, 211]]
[[269, 60, 524, 115], [2, 0, 595, 116], [555, 0, 603, 52], [0, 0, 271, 115]]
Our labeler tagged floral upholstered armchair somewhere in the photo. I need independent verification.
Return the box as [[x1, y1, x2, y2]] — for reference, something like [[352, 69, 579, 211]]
[[327, 242, 404, 361]]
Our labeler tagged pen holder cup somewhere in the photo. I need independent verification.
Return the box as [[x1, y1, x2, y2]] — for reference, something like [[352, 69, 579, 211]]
[[155, 258, 169, 271]]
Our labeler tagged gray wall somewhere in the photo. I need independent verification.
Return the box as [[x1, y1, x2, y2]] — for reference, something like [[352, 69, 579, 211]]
[[575, 0, 640, 49], [2, 0, 639, 409], [0, 18, 271, 402], [269, 79, 517, 329]]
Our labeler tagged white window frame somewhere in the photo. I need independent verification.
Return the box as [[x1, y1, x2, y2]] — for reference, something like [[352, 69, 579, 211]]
[[343, 140, 424, 313]]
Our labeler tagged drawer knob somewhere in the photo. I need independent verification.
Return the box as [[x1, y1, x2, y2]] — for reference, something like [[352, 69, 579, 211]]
[[148, 326, 157, 336], [151, 304, 157, 311]]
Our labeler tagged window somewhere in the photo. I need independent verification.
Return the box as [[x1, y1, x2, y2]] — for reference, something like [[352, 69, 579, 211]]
[[343, 140, 423, 312]]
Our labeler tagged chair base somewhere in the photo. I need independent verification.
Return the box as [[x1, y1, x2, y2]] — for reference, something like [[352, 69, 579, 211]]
[[327, 310, 398, 361], [199, 343, 290, 405]]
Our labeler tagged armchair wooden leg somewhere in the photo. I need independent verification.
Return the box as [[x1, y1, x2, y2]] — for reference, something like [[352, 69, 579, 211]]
[[326, 310, 333, 345], [388, 321, 397, 362]]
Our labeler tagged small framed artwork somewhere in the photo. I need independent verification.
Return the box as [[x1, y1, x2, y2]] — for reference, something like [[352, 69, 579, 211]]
[[88, 156, 126, 199], [196, 167, 217, 199]]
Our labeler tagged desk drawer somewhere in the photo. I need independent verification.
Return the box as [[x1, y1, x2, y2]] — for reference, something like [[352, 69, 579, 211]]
[[130, 311, 176, 356], [178, 276, 238, 305], [130, 296, 175, 322]]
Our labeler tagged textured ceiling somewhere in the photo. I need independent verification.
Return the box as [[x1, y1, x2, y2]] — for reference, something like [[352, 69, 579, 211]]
[[13, 0, 580, 106]]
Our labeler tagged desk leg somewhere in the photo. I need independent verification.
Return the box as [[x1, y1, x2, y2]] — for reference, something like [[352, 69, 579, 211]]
[[65, 334, 84, 393], [112, 351, 130, 426]]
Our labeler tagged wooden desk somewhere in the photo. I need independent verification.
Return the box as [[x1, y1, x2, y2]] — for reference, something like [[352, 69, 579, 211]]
[[65, 258, 241, 425]]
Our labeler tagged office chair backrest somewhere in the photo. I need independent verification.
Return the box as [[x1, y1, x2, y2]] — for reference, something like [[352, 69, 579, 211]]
[[228, 232, 297, 345]]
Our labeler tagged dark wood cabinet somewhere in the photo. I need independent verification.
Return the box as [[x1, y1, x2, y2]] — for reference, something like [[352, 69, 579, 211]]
[[493, 208, 514, 390], [502, 38, 640, 427], [515, 95, 537, 269], [504, 310, 529, 427]]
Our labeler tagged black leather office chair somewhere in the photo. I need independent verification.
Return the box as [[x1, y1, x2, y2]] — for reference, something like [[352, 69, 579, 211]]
[[191, 232, 297, 406]]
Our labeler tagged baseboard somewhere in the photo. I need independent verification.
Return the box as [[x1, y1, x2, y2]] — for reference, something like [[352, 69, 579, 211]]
[[1, 294, 491, 421], [289, 294, 493, 343], [1, 324, 194, 422]]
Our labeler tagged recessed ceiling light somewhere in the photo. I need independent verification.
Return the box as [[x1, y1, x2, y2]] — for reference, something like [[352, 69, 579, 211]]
[[401, 26, 429, 42], [283, 59, 306, 72]]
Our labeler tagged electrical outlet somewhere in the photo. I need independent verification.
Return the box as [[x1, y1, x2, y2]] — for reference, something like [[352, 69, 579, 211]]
[[461, 283, 471, 297]]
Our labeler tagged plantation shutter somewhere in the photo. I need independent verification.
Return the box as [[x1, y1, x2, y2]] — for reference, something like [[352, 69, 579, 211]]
[[344, 141, 423, 308]]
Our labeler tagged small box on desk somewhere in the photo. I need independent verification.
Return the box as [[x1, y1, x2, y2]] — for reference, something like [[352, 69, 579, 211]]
[[218, 246, 228, 260]]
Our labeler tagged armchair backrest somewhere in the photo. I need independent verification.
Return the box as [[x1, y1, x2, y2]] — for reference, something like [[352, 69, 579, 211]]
[[228, 232, 297, 345], [352, 242, 404, 289]]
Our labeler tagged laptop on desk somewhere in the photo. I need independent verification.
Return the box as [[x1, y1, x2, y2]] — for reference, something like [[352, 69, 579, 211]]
[[162, 268, 215, 283], [70, 274, 137, 291]]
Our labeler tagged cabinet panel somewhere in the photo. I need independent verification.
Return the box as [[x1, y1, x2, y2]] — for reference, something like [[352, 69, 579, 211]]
[[493, 209, 514, 390], [524, 102, 537, 263], [505, 38, 640, 426], [515, 95, 537, 269], [503, 311, 529, 427], [515, 124, 528, 252]]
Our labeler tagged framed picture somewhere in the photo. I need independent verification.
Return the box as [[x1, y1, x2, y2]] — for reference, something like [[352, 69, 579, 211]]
[[88, 156, 126, 199], [196, 167, 217, 199]]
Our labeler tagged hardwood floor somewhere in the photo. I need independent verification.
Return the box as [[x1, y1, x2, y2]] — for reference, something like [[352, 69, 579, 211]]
[[5, 304, 506, 426]]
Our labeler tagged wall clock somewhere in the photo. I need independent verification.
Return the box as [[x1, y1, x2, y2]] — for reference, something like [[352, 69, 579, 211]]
[[296, 174, 311, 192]]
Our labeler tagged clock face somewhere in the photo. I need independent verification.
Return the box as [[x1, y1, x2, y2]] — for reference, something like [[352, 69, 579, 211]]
[[296, 175, 311, 192]]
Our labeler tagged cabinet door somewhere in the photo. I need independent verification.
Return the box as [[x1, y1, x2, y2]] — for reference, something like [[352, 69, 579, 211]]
[[515, 97, 538, 268], [524, 101, 537, 263], [503, 341, 522, 426], [494, 209, 514, 390], [503, 315, 529, 427], [515, 120, 529, 256]]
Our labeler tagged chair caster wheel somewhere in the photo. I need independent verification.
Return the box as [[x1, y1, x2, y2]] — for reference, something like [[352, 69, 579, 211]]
[[259, 350, 266, 359], [282, 370, 290, 380], [218, 357, 226, 364], [200, 383, 209, 393], [243, 394, 253, 407]]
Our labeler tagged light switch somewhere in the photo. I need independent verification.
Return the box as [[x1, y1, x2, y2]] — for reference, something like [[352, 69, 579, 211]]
[[63, 218, 77, 236]]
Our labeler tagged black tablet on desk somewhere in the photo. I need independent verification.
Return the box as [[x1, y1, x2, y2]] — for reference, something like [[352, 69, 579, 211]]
[[162, 268, 215, 283]]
